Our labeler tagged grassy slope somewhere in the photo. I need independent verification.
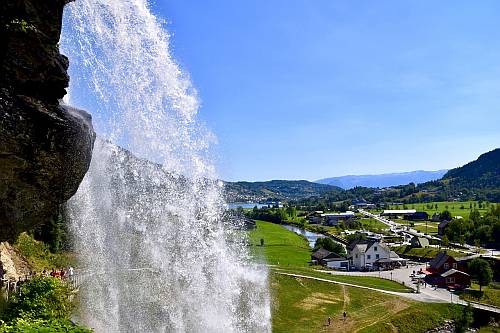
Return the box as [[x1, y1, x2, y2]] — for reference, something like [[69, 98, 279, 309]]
[[460, 283, 500, 308], [248, 220, 500, 332], [249, 221, 411, 291], [14, 233, 77, 271], [272, 274, 459, 333], [248, 220, 311, 267]]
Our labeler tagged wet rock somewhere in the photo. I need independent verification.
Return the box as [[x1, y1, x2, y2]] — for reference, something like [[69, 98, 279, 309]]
[[0, 0, 95, 241]]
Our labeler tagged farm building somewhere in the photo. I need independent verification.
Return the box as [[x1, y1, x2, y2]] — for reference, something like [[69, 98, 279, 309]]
[[321, 211, 356, 226], [405, 212, 429, 221], [424, 252, 470, 289]]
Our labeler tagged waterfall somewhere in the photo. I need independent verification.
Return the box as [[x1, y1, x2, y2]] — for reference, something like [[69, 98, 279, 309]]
[[60, 1, 271, 332]]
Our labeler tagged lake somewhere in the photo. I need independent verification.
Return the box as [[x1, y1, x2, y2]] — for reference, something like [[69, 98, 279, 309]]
[[227, 202, 268, 209]]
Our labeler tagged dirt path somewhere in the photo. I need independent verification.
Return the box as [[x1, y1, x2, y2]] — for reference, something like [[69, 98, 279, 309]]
[[342, 284, 350, 313]]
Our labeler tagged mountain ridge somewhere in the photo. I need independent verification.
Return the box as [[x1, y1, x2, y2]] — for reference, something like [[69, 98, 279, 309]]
[[316, 169, 448, 189]]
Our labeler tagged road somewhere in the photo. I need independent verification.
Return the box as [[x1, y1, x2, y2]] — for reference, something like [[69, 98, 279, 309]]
[[359, 209, 440, 242], [359, 209, 500, 259]]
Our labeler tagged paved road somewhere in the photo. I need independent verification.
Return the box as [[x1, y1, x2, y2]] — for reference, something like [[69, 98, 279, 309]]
[[359, 209, 440, 242], [276, 271, 500, 314]]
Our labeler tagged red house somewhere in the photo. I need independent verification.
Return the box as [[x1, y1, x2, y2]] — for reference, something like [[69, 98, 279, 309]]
[[425, 252, 470, 289], [440, 269, 470, 289], [428, 252, 462, 274]]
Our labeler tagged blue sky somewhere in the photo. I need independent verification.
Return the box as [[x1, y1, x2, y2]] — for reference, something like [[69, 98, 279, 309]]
[[150, 1, 500, 181]]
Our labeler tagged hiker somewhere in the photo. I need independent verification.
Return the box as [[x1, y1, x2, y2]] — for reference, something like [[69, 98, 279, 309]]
[[343, 311, 347, 320], [328, 317, 331, 326]]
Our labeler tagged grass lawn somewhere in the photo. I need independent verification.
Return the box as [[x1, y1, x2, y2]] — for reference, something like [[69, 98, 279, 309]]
[[412, 222, 439, 235], [275, 267, 411, 293], [392, 245, 468, 259], [271, 274, 460, 333], [248, 220, 312, 266], [390, 201, 490, 218], [360, 218, 389, 233], [460, 283, 500, 308]]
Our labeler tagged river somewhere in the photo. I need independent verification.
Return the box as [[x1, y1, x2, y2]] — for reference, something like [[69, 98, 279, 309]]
[[282, 225, 326, 248]]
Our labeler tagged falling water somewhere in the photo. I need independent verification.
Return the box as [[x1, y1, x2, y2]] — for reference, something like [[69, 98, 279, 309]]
[[60, 1, 271, 332]]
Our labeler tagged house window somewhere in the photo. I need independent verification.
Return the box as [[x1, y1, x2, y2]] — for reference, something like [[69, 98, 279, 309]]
[[444, 263, 449, 269], [446, 277, 455, 284], [453, 263, 457, 269], [367, 255, 371, 260], [376, 254, 380, 259], [374, 246, 378, 251]]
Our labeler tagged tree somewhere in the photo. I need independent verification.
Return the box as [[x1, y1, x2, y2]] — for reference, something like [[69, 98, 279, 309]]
[[469, 210, 481, 223], [314, 238, 346, 256], [454, 304, 474, 333], [469, 258, 493, 291], [345, 232, 367, 244], [441, 235, 450, 248], [440, 210, 452, 221]]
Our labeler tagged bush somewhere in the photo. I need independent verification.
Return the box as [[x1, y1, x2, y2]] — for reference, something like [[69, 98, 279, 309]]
[[14, 233, 76, 271], [0, 318, 91, 333], [3, 278, 73, 322]]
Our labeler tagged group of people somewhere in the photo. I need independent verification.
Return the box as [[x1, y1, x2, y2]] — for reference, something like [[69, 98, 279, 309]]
[[41, 267, 74, 280], [1, 266, 75, 295]]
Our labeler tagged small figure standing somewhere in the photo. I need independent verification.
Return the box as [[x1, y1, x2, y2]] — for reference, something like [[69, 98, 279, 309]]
[[343, 311, 347, 321], [328, 317, 331, 326]]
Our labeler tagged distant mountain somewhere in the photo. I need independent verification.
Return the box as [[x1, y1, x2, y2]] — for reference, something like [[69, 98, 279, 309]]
[[441, 148, 500, 190], [224, 180, 342, 202], [316, 170, 448, 189]]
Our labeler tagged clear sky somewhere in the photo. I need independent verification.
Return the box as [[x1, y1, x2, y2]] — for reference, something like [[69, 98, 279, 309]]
[[149, 1, 500, 181]]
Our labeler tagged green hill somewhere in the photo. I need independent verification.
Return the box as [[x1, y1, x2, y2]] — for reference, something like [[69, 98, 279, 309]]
[[443, 148, 500, 189], [224, 180, 343, 202]]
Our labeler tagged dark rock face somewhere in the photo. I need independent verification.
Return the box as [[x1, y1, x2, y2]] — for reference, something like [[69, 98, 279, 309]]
[[0, 0, 95, 241]]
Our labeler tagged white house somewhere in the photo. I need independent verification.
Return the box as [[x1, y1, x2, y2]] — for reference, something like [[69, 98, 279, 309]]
[[349, 241, 405, 270]]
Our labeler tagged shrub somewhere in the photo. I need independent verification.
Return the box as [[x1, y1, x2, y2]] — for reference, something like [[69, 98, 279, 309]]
[[3, 278, 73, 322], [0, 318, 91, 333]]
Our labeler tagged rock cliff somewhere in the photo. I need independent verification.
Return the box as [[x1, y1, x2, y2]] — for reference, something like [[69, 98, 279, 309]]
[[0, 0, 95, 241]]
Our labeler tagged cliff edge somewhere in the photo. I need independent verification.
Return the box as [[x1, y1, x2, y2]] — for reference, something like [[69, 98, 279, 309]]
[[0, 0, 95, 241]]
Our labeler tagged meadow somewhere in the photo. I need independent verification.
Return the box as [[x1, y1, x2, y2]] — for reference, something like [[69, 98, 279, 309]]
[[388, 201, 491, 218], [247, 221, 492, 332]]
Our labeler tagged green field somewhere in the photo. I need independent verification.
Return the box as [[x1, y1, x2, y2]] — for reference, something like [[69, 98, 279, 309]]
[[412, 221, 439, 235], [248, 220, 499, 332], [249, 221, 412, 292], [389, 201, 491, 218], [392, 245, 468, 259], [272, 274, 461, 333], [460, 283, 500, 308], [249, 220, 311, 266], [360, 218, 389, 233]]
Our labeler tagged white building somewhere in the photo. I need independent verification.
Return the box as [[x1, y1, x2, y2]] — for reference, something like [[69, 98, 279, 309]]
[[349, 241, 405, 270]]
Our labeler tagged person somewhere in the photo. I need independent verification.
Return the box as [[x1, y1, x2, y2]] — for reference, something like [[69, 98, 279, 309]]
[[343, 311, 347, 320], [328, 317, 331, 326], [68, 266, 74, 277]]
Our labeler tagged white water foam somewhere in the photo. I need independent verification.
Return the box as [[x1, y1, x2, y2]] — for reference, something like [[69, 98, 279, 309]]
[[60, 1, 271, 332]]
